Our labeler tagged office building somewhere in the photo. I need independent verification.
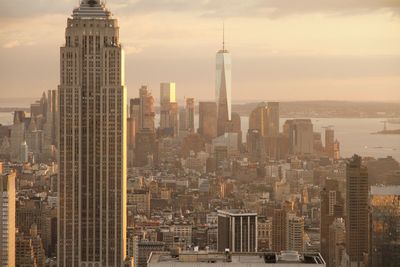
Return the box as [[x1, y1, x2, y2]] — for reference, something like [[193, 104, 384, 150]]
[[264, 134, 289, 160], [30, 92, 47, 118], [212, 132, 239, 157], [130, 97, 140, 128], [248, 102, 279, 137], [247, 129, 264, 162], [324, 127, 334, 158], [127, 189, 151, 217], [133, 239, 165, 267], [328, 218, 346, 267], [370, 186, 400, 267], [287, 215, 304, 252], [16, 224, 46, 267], [230, 112, 242, 147], [198, 102, 217, 142], [127, 116, 136, 167], [171, 223, 193, 250], [58, 1, 127, 265], [257, 216, 272, 252], [345, 155, 369, 266], [160, 82, 178, 136], [15, 234, 37, 266], [42, 89, 58, 159], [179, 108, 187, 132], [249, 103, 268, 136], [0, 171, 16, 267], [135, 129, 158, 167], [216, 28, 232, 136], [139, 86, 155, 132], [320, 179, 344, 266], [185, 98, 195, 132], [10, 111, 26, 161], [272, 209, 287, 252], [217, 210, 258, 252], [266, 102, 279, 137], [283, 119, 314, 155]]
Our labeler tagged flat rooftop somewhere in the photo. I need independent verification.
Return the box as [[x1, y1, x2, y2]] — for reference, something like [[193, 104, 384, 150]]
[[217, 209, 258, 217], [148, 251, 326, 267], [370, 185, 400, 196]]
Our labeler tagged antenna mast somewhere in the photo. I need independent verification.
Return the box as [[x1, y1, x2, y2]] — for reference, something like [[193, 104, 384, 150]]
[[222, 22, 225, 50]]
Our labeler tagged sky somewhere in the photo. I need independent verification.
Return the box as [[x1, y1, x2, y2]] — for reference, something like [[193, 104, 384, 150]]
[[0, 0, 399, 103]]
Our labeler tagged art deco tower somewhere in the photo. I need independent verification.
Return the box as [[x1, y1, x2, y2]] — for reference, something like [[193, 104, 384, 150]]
[[216, 26, 232, 136], [58, 1, 127, 266]]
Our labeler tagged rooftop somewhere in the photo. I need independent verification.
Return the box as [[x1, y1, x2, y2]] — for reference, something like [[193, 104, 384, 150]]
[[371, 185, 400, 196], [217, 209, 258, 217], [148, 251, 326, 266]]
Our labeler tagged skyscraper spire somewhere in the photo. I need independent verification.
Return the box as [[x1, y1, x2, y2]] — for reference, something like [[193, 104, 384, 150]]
[[222, 22, 225, 50]]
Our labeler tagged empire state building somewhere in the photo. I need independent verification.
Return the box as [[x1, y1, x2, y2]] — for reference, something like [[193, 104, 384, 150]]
[[58, 0, 127, 266]]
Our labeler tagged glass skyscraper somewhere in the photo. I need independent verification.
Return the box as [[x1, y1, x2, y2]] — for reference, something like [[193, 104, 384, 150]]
[[215, 29, 232, 137]]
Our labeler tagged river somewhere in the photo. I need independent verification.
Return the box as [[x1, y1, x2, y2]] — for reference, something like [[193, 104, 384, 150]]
[[0, 112, 399, 161]]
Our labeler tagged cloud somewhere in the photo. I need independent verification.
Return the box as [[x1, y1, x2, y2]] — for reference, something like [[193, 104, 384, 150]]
[[0, 14, 65, 49], [3, 40, 20, 48], [0, 0, 399, 18], [123, 43, 143, 55], [0, 0, 73, 18], [0, 0, 399, 102], [110, 0, 400, 18]]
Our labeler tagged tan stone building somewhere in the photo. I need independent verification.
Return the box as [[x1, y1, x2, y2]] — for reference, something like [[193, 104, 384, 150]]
[[57, 0, 127, 265]]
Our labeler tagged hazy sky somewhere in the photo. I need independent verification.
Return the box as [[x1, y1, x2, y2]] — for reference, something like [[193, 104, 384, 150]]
[[0, 0, 399, 103]]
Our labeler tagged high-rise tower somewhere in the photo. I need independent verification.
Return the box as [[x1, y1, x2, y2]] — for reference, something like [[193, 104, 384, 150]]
[[160, 82, 178, 137], [58, 1, 127, 266], [0, 172, 16, 267], [185, 98, 195, 133], [198, 102, 217, 142], [345, 155, 369, 267], [139, 86, 155, 132], [320, 179, 344, 266], [216, 25, 232, 136]]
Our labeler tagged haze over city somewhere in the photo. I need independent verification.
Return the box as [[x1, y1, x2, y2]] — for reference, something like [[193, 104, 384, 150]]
[[1, 0, 400, 101], [0, 1, 400, 267]]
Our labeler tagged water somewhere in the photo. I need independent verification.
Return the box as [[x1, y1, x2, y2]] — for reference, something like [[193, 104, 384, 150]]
[[0, 112, 398, 161], [293, 118, 400, 160], [0, 112, 14, 125]]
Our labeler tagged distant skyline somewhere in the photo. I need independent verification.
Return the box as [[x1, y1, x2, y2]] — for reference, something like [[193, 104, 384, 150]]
[[0, 0, 399, 101]]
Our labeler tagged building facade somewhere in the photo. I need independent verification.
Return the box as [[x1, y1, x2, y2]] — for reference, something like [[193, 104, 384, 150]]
[[370, 186, 400, 267], [0, 172, 16, 267], [57, 1, 127, 265], [283, 119, 314, 155], [185, 98, 195, 133], [216, 34, 232, 137], [320, 178, 344, 266], [217, 210, 258, 252], [160, 82, 178, 136], [198, 102, 217, 142], [345, 155, 369, 266]]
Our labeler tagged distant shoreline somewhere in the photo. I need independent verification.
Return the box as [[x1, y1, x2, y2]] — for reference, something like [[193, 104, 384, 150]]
[[0, 99, 399, 119], [371, 129, 400, 135]]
